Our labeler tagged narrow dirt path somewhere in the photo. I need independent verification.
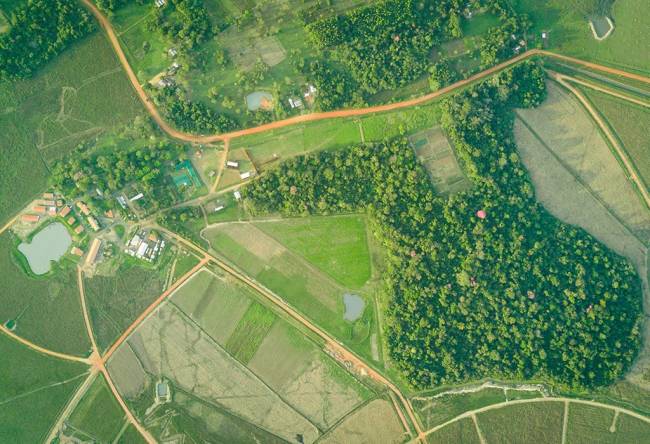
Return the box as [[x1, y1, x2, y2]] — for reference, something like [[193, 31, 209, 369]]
[[557, 73, 650, 108], [561, 400, 569, 444], [0, 214, 17, 236], [156, 226, 426, 441], [210, 138, 230, 193], [0, 324, 90, 364]]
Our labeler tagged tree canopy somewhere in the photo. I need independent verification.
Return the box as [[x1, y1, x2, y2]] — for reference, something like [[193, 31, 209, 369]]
[[242, 61, 643, 390]]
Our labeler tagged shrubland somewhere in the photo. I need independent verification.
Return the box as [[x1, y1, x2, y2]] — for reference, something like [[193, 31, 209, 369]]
[[243, 61, 643, 390]]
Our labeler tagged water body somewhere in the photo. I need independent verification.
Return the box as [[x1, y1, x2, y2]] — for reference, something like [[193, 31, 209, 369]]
[[18, 222, 72, 275], [245, 91, 273, 111], [343, 293, 365, 321]]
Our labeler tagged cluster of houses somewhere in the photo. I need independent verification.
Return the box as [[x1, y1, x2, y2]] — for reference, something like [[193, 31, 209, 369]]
[[157, 50, 181, 88], [20, 192, 64, 223], [288, 84, 317, 110], [226, 160, 255, 181], [125, 229, 165, 262]]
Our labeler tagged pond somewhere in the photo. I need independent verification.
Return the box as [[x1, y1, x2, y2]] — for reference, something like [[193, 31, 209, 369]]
[[246, 91, 274, 111], [18, 222, 72, 275], [343, 293, 365, 322]]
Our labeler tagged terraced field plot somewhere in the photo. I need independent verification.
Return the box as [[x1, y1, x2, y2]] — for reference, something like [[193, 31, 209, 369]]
[[203, 216, 379, 357], [108, 271, 374, 443]]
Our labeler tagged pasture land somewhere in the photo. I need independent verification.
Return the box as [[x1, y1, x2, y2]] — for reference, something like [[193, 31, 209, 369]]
[[581, 88, 650, 190], [477, 401, 564, 444], [412, 387, 507, 429], [514, 0, 650, 74], [616, 413, 650, 442], [409, 127, 469, 194], [0, 334, 88, 443], [203, 220, 378, 358], [171, 249, 201, 284], [254, 215, 372, 289], [514, 82, 649, 274], [67, 374, 125, 443], [566, 403, 616, 444], [171, 268, 373, 430], [426, 417, 481, 444], [84, 259, 169, 352], [319, 398, 406, 444], [116, 424, 147, 444], [0, 232, 90, 356], [0, 32, 141, 225]]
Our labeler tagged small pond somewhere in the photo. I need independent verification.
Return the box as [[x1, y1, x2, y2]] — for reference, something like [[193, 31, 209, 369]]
[[246, 91, 274, 111], [343, 293, 365, 322], [18, 222, 72, 275]]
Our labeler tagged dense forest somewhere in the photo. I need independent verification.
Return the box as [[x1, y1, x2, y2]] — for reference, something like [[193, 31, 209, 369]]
[[243, 61, 643, 390], [0, 0, 95, 79]]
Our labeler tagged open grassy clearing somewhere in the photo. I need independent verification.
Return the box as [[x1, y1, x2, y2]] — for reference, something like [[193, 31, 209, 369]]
[[203, 220, 378, 359], [0, 334, 88, 443], [171, 249, 201, 284], [254, 215, 371, 289], [66, 373, 125, 443], [84, 258, 170, 353], [514, 81, 649, 271], [426, 417, 481, 444], [171, 268, 374, 430], [0, 231, 90, 356], [580, 88, 650, 190], [318, 398, 406, 444], [109, 301, 320, 443], [0, 32, 141, 225], [477, 401, 565, 444], [514, 0, 650, 74]]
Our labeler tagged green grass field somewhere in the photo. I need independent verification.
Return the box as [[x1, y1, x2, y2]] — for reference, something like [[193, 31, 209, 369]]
[[224, 301, 276, 364], [0, 232, 91, 356], [255, 215, 372, 289], [85, 259, 169, 352], [513, 0, 650, 74], [67, 374, 125, 442], [0, 334, 88, 442], [171, 249, 201, 283], [566, 403, 616, 444], [477, 401, 564, 444], [426, 417, 481, 444], [0, 32, 141, 226], [581, 88, 650, 189], [116, 424, 147, 444]]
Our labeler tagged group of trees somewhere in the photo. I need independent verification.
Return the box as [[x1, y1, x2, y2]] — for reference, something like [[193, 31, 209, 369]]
[[242, 61, 643, 390], [0, 0, 95, 79], [147, 0, 212, 50], [51, 141, 186, 209], [95, 0, 141, 14]]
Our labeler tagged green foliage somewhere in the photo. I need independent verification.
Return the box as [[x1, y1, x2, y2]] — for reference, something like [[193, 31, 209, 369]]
[[224, 302, 276, 364], [148, 0, 212, 50], [95, 0, 137, 13], [68, 374, 125, 442], [428, 58, 457, 91], [243, 61, 643, 390], [0, 0, 95, 79]]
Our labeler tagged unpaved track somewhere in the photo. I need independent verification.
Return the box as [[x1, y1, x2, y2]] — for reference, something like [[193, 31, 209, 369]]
[[550, 72, 650, 208], [558, 73, 650, 108], [0, 324, 90, 364], [78, 0, 650, 146], [156, 226, 426, 440]]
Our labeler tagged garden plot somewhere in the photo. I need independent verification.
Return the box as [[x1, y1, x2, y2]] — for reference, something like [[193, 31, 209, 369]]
[[220, 26, 286, 71], [409, 127, 469, 194], [516, 82, 650, 245], [110, 302, 319, 443], [319, 398, 406, 444]]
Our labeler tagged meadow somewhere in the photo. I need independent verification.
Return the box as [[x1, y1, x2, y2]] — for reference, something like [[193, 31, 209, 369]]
[[0, 32, 141, 225], [477, 401, 565, 444], [513, 0, 650, 74], [426, 417, 480, 444], [84, 258, 170, 352], [0, 232, 90, 356], [0, 334, 88, 443], [67, 374, 126, 443], [581, 88, 650, 190]]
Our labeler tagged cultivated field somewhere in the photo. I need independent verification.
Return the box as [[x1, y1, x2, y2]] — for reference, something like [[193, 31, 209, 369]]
[[0, 232, 90, 356], [0, 334, 88, 443], [66, 374, 126, 443], [582, 88, 650, 190], [84, 259, 169, 352], [477, 401, 565, 444], [409, 127, 469, 194], [318, 398, 406, 444], [0, 32, 141, 225], [426, 417, 480, 444], [203, 217, 379, 358]]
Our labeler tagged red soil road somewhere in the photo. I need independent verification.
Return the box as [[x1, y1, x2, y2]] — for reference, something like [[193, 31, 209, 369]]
[[79, 0, 650, 146]]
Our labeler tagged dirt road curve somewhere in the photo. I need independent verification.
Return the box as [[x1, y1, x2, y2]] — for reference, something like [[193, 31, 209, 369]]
[[0, 323, 90, 364], [156, 226, 426, 440], [79, 0, 650, 146]]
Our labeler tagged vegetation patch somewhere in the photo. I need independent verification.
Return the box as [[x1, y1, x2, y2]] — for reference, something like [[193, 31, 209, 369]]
[[413, 388, 506, 429], [477, 401, 564, 444], [566, 403, 616, 443], [224, 301, 276, 364], [0, 333, 88, 443], [426, 417, 481, 444]]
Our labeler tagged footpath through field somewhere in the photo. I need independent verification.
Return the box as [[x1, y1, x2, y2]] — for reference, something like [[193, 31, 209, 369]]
[[79, 0, 650, 146]]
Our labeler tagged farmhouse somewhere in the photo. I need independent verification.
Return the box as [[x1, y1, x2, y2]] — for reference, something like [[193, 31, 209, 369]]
[[76, 201, 91, 215], [226, 160, 240, 169], [67, 216, 76, 225], [240, 171, 252, 180], [234, 190, 241, 200], [74, 225, 85, 234], [87, 216, 100, 232], [59, 206, 71, 218], [130, 193, 144, 202], [33, 205, 46, 214], [42, 192, 55, 200], [48, 207, 57, 216], [71, 247, 84, 256], [21, 214, 40, 223]]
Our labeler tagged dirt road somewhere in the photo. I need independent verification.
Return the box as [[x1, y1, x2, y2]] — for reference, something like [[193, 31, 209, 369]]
[[0, 323, 90, 364], [156, 226, 426, 440]]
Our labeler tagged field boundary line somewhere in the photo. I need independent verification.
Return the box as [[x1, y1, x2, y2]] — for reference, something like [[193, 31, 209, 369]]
[[43, 370, 98, 444], [210, 138, 230, 193], [515, 112, 648, 247], [0, 323, 91, 364], [77, 266, 100, 356], [550, 72, 650, 210], [561, 400, 569, 444], [471, 413, 487, 444], [560, 74, 650, 108], [418, 397, 650, 441]]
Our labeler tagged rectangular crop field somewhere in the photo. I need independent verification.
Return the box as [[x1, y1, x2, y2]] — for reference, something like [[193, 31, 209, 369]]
[[566, 403, 616, 444], [477, 401, 564, 444], [0, 232, 90, 356], [0, 334, 88, 443], [224, 301, 276, 364], [426, 417, 481, 444], [412, 388, 506, 429]]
